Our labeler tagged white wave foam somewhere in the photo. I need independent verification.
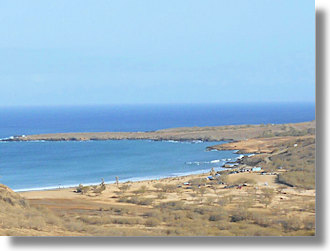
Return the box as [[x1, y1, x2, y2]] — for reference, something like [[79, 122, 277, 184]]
[[165, 140, 180, 143], [192, 140, 203, 143], [185, 159, 224, 165], [0, 136, 14, 141], [185, 161, 201, 165], [172, 167, 226, 176], [236, 154, 245, 160], [14, 184, 79, 192]]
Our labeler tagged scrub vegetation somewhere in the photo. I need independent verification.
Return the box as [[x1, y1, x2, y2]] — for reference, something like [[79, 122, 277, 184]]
[[0, 122, 315, 236]]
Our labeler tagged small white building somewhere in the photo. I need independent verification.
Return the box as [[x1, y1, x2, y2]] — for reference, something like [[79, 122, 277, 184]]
[[252, 167, 262, 172]]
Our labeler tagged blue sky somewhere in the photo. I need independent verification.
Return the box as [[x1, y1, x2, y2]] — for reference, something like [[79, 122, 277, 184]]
[[0, 0, 315, 106]]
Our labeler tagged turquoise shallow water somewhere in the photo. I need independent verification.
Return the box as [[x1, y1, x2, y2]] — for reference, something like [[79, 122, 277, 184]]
[[0, 103, 315, 191], [0, 140, 240, 191]]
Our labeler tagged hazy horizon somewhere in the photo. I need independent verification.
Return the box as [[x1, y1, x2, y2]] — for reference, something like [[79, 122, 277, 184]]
[[0, 101, 316, 109], [0, 0, 315, 107]]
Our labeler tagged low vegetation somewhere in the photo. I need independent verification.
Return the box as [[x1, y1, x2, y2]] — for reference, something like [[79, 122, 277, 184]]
[[0, 122, 315, 236], [75, 179, 106, 195], [243, 136, 315, 189]]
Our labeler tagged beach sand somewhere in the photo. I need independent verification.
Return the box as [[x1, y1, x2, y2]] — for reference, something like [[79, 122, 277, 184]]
[[0, 122, 316, 236]]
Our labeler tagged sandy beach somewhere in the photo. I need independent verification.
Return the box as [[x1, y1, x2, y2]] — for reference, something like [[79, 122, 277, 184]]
[[18, 172, 277, 200], [0, 122, 316, 236]]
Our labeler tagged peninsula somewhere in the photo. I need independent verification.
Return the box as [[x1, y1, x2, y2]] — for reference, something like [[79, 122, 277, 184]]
[[1, 121, 315, 142], [0, 121, 316, 236]]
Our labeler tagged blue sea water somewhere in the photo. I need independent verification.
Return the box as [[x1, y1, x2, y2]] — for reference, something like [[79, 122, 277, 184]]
[[0, 103, 315, 191], [0, 140, 238, 191]]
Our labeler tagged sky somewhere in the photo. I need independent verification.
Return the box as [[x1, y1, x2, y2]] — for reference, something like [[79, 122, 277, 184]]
[[0, 0, 315, 106]]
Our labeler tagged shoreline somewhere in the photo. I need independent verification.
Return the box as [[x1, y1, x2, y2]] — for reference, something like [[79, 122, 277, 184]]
[[17, 171, 209, 194], [14, 170, 213, 193], [16, 132, 312, 195], [15, 149, 249, 194], [12, 143, 249, 193], [17, 171, 226, 201], [15, 157, 235, 193], [2, 124, 315, 236], [5, 121, 315, 193], [3, 139, 243, 193]]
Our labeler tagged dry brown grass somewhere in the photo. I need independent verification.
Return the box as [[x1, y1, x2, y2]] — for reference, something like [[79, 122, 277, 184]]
[[1, 126, 315, 236], [6, 121, 315, 142], [1, 177, 315, 236]]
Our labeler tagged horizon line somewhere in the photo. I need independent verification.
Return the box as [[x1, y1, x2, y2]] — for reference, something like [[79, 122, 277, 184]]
[[0, 101, 316, 108]]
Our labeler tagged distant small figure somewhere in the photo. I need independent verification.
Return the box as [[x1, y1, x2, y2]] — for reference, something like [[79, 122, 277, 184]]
[[115, 176, 119, 187]]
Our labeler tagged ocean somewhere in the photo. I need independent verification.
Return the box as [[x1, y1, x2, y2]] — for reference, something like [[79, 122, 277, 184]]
[[0, 103, 315, 191]]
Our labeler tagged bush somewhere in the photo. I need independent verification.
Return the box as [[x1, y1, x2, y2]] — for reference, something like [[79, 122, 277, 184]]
[[281, 217, 302, 231], [209, 213, 227, 222], [303, 217, 315, 231], [158, 201, 185, 210], [153, 183, 164, 191], [230, 207, 250, 222], [145, 218, 161, 227], [136, 197, 153, 205], [75, 184, 91, 194], [277, 171, 315, 189], [230, 215, 245, 222], [157, 192, 166, 199], [118, 196, 153, 205], [119, 184, 130, 192], [112, 217, 142, 225], [193, 206, 212, 215], [78, 216, 103, 225], [143, 210, 162, 218], [134, 185, 147, 194], [250, 212, 272, 227], [165, 184, 178, 192], [260, 188, 274, 208], [189, 178, 206, 187], [233, 177, 256, 185], [93, 184, 106, 194]]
